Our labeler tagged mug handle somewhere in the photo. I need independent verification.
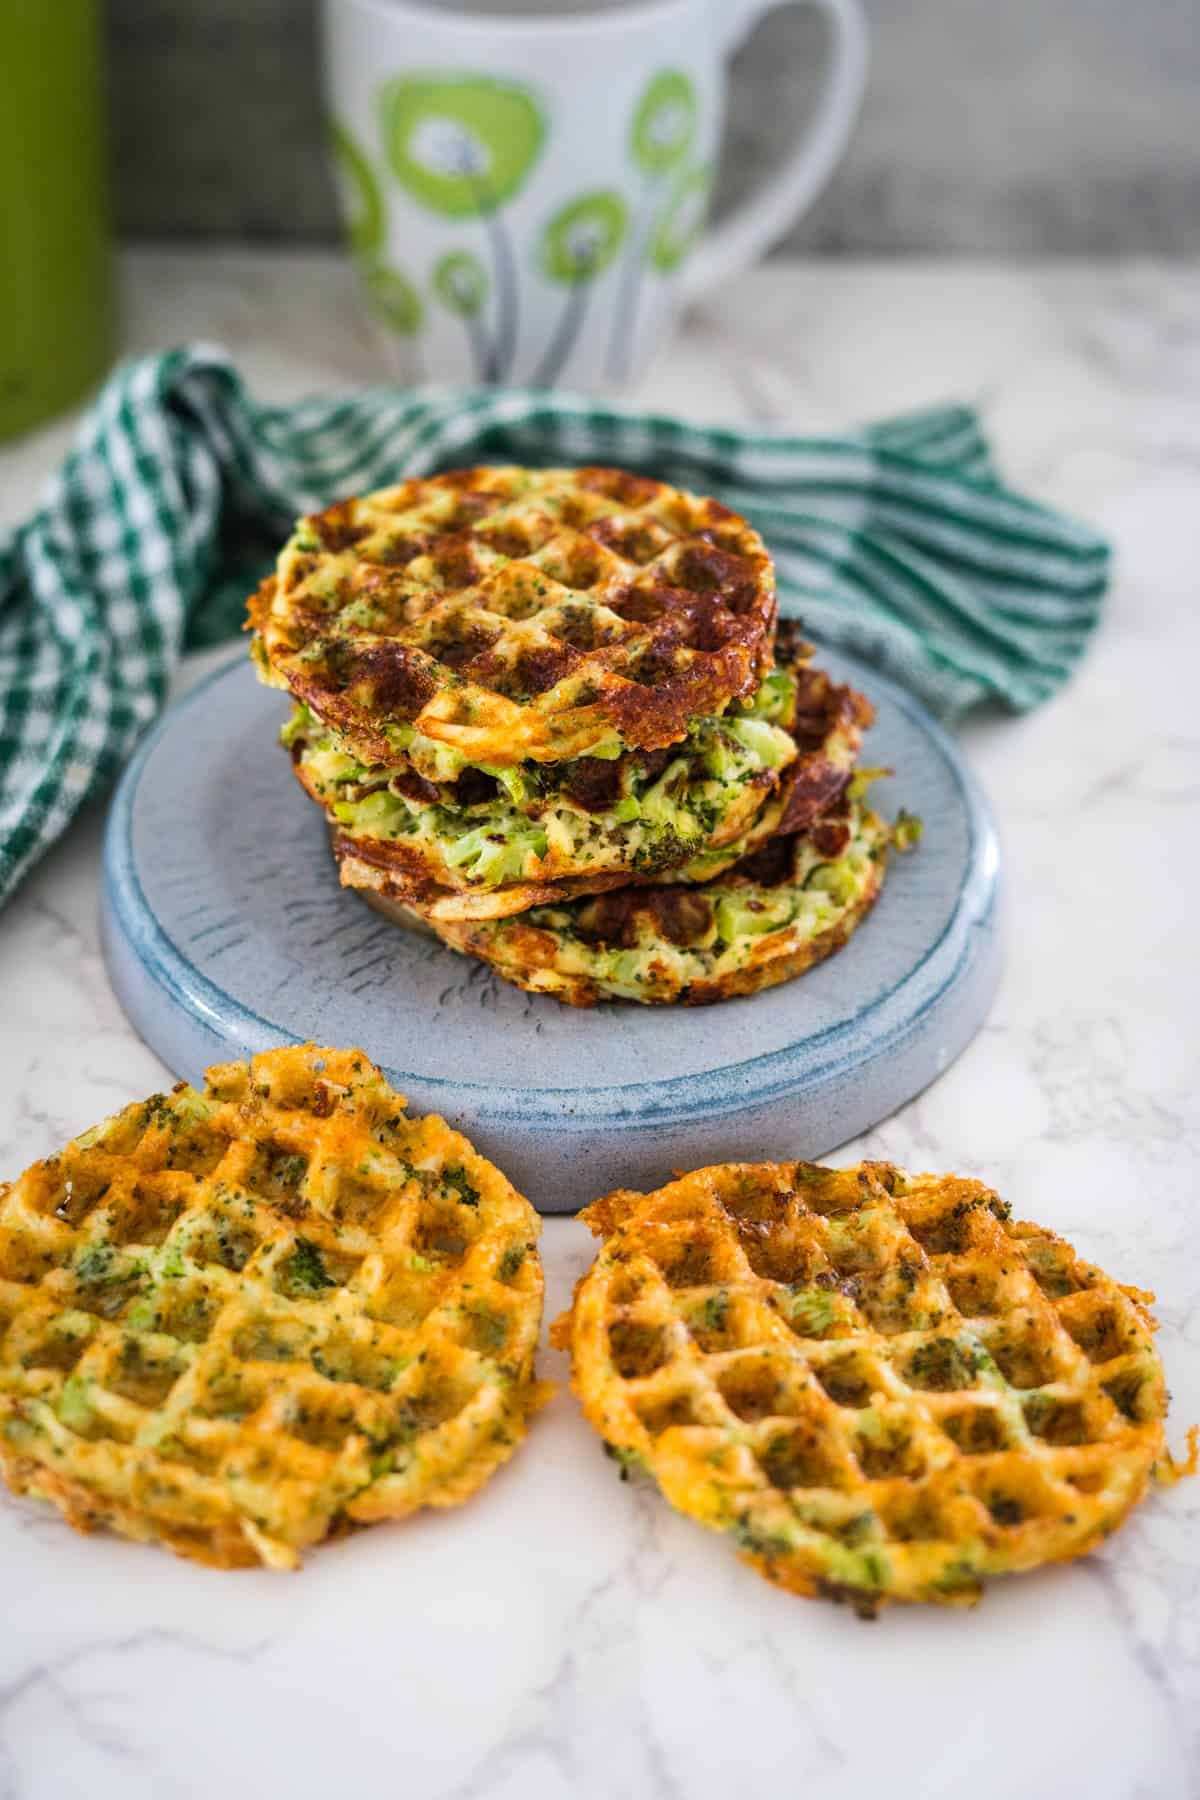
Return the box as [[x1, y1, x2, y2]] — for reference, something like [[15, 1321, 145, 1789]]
[[681, 0, 868, 303]]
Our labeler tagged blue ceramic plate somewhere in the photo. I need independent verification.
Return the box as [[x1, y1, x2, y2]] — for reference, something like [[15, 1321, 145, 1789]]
[[101, 651, 1001, 1212]]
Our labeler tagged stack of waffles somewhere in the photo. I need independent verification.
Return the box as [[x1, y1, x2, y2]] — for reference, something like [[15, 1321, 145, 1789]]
[[249, 466, 915, 1005]]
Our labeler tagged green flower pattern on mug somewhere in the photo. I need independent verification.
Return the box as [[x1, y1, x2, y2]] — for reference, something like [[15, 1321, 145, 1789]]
[[540, 192, 628, 284], [432, 250, 492, 381], [378, 74, 546, 381], [433, 249, 490, 316], [329, 117, 424, 355], [337, 63, 706, 385], [650, 162, 713, 272], [362, 263, 424, 336], [328, 119, 386, 259], [533, 191, 628, 386], [607, 67, 702, 381], [630, 69, 697, 176], [379, 75, 545, 218]]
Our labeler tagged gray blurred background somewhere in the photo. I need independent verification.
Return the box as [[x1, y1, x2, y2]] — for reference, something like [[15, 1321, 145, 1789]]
[[107, 0, 1199, 253]]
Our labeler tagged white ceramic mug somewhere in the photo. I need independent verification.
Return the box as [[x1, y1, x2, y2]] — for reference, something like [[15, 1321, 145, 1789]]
[[321, 0, 867, 388]]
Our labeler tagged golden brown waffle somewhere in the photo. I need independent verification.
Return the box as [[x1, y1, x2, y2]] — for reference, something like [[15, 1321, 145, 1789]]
[[339, 841, 640, 924], [0, 1047, 545, 1570], [323, 645, 873, 926], [557, 1161, 1195, 1610], [249, 465, 776, 768], [303, 736, 783, 917], [357, 800, 891, 1005]]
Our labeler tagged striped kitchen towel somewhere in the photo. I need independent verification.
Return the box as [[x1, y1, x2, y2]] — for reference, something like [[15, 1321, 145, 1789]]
[[0, 344, 1109, 906]]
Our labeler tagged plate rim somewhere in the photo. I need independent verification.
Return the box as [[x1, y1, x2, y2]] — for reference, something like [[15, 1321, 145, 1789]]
[[103, 648, 1001, 1131]]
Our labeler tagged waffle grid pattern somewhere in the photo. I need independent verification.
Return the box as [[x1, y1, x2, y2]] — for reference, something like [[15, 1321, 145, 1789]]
[[562, 1162, 1178, 1610], [253, 466, 777, 765], [0, 1048, 544, 1569]]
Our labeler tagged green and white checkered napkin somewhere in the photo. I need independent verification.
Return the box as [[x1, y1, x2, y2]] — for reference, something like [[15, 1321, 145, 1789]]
[[0, 344, 1109, 908]]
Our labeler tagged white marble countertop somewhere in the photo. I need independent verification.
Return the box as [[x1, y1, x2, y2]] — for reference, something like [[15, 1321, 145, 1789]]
[[2, 252, 1198, 1800]]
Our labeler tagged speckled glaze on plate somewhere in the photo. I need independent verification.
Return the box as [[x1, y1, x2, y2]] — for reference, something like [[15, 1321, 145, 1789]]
[[101, 651, 1001, 1213]]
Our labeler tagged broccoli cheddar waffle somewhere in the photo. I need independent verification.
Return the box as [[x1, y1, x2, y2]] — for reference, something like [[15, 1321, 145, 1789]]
[[250, 474, 800, 918], [296, 654, 801, 915], [558, 1161, 1195, 1611], [363, 796, 897, 1005], [312, 631, 871, 921], [0, 1047, 546, 1569], [250, 464, 778, 770], [250, 462, 914, 1005]]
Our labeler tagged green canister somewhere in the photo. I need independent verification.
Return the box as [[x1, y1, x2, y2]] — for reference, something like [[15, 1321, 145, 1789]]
[[1, 0, 115, 440]]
